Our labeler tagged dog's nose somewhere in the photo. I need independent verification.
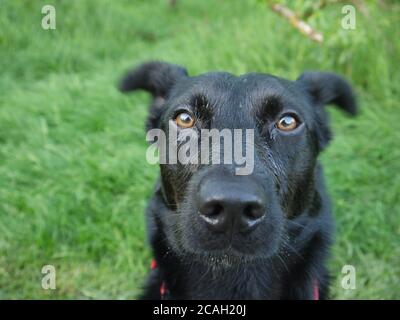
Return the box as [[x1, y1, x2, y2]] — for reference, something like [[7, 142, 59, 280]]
[[197, 178, 266, 234]]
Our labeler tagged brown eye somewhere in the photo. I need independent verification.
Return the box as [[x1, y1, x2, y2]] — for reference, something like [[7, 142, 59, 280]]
[[276, 115, 299, 131], [175, 112, 195, 128]]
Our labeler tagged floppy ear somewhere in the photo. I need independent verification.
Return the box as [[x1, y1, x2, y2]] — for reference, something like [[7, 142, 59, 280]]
[[119, 61, 188, 130], [296, 71, 357, 150]]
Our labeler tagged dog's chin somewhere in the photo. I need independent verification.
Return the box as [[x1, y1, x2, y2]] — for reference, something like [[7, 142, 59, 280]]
[[177, 244, 275, 269]]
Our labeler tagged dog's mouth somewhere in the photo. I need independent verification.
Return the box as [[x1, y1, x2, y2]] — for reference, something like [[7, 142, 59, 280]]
[[178, 246, 270, 268], [171, 209, 284, 268], [174, 227, 282, 268]]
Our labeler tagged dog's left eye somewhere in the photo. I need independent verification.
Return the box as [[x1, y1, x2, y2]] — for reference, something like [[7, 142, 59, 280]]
[[276, 115, 299, 131], [175, 111, 195, 128]]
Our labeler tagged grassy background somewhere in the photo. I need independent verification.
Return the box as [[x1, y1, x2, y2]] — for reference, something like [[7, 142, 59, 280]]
[[0, 0, 399, 299]]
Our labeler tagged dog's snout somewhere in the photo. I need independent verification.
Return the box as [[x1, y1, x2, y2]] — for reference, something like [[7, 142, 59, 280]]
[[197, 177, 266, 234]]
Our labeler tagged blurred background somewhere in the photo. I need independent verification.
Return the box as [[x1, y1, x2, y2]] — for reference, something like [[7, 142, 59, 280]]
[[0, 0, 399, 299]]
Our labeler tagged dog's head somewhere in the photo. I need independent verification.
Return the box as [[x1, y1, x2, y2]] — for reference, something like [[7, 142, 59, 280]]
[[120, 61, 356, 264]]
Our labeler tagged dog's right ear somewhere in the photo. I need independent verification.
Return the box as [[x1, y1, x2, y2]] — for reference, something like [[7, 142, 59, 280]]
[[119, 61, 188, 130]]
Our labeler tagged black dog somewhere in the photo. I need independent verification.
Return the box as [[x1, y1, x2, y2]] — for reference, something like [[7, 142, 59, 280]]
[[119, 61, 357, 300]]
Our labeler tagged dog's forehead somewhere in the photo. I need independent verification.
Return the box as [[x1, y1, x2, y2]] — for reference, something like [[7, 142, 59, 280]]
[[173, 72, 301, 106], [190, 72, 289, 91], [173, 71, 237, 95]]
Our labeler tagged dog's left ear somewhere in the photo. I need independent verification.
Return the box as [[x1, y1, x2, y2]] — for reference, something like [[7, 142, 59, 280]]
[[296, 71, 357, 150], [119, 61, 188, 131], [119, 61, 188, 98]]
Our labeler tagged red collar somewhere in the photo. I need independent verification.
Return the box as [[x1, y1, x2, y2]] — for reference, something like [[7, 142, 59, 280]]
[[312, 278, 319, 300], [150, 259, 319, 300], [151, 259, 167, 298]]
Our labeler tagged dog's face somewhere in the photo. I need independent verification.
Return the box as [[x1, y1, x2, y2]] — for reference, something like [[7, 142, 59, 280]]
[[120, 62, 356, 264]]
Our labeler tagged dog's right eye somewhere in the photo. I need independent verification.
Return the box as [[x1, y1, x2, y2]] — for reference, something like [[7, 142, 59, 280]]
[[175, 111, 195, 128], [276, 114, 299, 132]]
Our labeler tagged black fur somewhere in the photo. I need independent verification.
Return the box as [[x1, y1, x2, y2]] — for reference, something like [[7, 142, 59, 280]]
[[119, 61, 357, 300]]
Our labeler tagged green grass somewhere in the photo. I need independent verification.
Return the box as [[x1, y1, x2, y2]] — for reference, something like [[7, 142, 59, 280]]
[[0, 0, 399, 299]]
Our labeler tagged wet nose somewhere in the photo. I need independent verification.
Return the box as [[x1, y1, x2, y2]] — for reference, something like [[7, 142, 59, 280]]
[[197, 177, 266, 234]]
